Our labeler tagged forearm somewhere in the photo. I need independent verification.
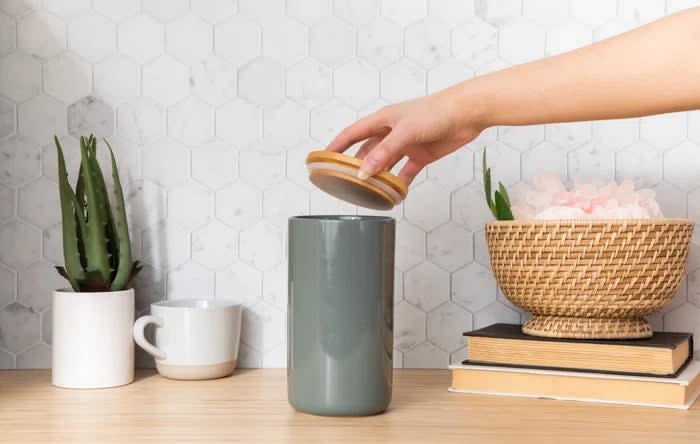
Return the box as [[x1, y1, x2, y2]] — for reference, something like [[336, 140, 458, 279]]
[[452, 7, 700, 128]]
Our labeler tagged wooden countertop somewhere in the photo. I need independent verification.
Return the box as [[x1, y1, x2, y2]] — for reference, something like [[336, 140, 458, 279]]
[[1, 369, 699, 443]]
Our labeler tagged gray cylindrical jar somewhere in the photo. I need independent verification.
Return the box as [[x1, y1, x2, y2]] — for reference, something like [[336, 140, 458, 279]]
[[287, 215, 395, 416]]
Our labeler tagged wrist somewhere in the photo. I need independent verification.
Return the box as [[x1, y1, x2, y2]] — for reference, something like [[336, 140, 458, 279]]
[[446, 76, 495, 133]]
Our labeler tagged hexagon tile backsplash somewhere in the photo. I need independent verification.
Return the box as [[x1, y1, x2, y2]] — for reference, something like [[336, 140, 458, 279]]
[[1, 0, 700, 370]]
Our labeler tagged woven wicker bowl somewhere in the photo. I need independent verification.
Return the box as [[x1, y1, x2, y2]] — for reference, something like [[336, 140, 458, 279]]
[[485, 218, 694, 339]]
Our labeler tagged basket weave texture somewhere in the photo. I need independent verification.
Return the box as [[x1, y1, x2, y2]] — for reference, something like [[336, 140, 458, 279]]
[[485, 219, 694, 339]]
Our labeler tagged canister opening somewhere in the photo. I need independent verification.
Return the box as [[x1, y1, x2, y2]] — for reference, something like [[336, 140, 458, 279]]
[[289, 215, 394, 222]]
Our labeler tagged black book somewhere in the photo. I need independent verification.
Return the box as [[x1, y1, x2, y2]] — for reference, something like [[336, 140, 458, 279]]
[[463, 323, 693, 377]]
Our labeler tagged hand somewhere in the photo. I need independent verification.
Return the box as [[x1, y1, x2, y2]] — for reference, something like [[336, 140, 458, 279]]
[[326, 89, 484, 185]]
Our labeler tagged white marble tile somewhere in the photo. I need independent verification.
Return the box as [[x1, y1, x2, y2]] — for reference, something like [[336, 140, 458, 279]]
[[238, 57, 285, 108], [0, 52, 41, 103], [309, 17, 355, 68], [67, 10, 116, 63], [167, 97, 214, 147], [403, 341, 448, 368], [427, 222, 473, 272], [394, 301, 426, 352], [215, 261, 262, 307], [427, 302, 472, 353], [166, 14, 213, 65], [17, 10, 65, 60], [0, 301, 40, 353]]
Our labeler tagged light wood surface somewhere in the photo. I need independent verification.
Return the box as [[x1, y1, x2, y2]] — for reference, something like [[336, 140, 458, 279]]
[[1, 369, 699, 443]]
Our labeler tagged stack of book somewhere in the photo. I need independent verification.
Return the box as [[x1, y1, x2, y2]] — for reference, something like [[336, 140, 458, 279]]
[[449, 323, 700, 409]]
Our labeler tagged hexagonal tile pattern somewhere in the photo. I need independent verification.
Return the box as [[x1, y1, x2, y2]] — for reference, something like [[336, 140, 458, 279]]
[[142, 0, 188, 23], [263, 181, 309, 228], [117, 98, 165, 145], [168, 97, 213, 146], [191, 0, 236, 25], [241, 302, 286, 354], [452, 262, 497, 312], [310, 99, 355, 145], [286, 59, 333, 108], [42, 0, 90, 19], [0, 264, 15, 307], [118, 13, 165, 64], [546, 22, 592, 56], [394, 301, 426, 352], [93, 0, 139, 21], [522, 141, 566, 182], [427, 149, 474, 192], [17, 10, 65, 60], [427, 60, 473, 94], [403, 341, 448, 368], [404, 182, 450, 231], [93, 56, 140, 106], [474, 301, 519, 329], [215, 261, 262, 307], [568, 140, 615, 182], [18, 259, 64, 312], [67, 96, 114, 140], [0, 184, 13, 222], [167, 14, 213, 65], [141, 221, 190, 270], [214, 16, 261, 67], [640, 112, 687, 150], [404, 261, 449, 311], [262, 16, 307, 66], [0, 12, 15, 55], [0, 51, 41, 103], [333, 60, 379, 109], [665, 303, 700, 347], [16, 343, 50, 368], [615, 141, 662, 187], [68, 10, 116, 63], [263, 100, 309, 149], [0, 301, 40, 353], [216, 100, 261, 148], [192, 221, 238, 270], [357, 17, 402, 69], [0, 97, 14, 140], [17, 178, 59, 229], [664, 141, 700, 192], [3, 1, 700, 369], [429, 0, 475, 26], [427, 222, 473, 272], [0, 137, 40, 187], [168, 180, 212, 230], [191, 56, 236, 107], [262, 260, 287, 311], [570, 0, 617, 26], [428, 301, 472, 353], [309, 17, 355, 68], [167, 260, 215, 300], [499, 19, 545, 64], [238, 57, 285, 108], [451, 18, 497, 68], [239, 221, 283, 270], [192, 140, 238, 189], [498, 125, 544, 152], [405, 17, 449, 68], [395, 220, 426, 271], [380, 59, 426, 103], [239, 151, 285, 190], [142, 139, 188, 189], [143, 55, 189, 107], [215, 181, 262, 230], [17, 95, 66, 146]]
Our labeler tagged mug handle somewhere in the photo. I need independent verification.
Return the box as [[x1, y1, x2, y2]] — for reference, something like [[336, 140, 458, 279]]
[[133, 315, 167, 360]]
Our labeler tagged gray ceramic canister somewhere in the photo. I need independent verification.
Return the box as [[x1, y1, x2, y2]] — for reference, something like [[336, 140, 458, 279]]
[[287, 215, 395, 416]]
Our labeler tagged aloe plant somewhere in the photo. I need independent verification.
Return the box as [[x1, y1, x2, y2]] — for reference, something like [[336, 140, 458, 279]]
[[482, 149, 514, 221], [54, 135, 142, 292]]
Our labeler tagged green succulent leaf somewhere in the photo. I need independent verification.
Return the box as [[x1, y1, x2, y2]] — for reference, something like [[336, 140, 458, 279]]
[[482, 150, 495, 216], [105, 139, 132, 291], [498, 181, 511, 207], [79, 135, 112, 284], [55, 136, 84, 291], [495, 191, 514, 221]]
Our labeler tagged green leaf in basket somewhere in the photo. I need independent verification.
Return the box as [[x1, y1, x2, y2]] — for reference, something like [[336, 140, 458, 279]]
[[495, 191, 514, 221]]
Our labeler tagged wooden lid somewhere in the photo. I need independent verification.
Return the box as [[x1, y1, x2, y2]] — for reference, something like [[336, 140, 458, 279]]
[[305, 151, 408, 211]]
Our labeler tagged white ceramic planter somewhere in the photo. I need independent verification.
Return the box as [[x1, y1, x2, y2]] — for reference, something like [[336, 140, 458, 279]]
[[52, 289, 135, 389]]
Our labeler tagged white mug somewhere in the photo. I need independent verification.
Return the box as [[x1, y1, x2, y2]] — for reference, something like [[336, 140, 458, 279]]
[[133, 299, 242, 380]]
